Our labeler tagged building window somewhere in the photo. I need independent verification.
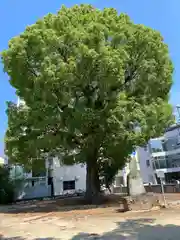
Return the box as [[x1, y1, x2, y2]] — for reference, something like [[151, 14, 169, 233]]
[[146, 160, 150, 167], [144, 145, 148, 151], [149, 139, 164, 153], [155, 160, 160, 169], [159, 160, 167, 169], [63, 180, 75, 190]]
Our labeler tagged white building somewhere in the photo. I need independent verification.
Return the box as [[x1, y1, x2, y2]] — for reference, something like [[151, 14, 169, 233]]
[[17, 97, 180, 194], [138, 147, 156, 184], [0, 157, 5, 165], [115, 123, 180, 187], [114, 146, 156, 187], [46, 157, 86, 195], [16, 96, 157, 193], [16, 97, 86, 196], [150, 124, 180, 183]]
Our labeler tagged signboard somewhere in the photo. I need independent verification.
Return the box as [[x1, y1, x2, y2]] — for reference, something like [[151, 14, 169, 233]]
[[157, 171, 165, 179], [132, 151, 136, 156]]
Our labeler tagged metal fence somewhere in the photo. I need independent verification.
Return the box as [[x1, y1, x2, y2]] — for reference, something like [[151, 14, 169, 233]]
[[113, 184, 180, 194]]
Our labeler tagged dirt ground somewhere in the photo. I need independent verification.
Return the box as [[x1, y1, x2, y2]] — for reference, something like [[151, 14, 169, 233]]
[[1, 194, 180, 240]]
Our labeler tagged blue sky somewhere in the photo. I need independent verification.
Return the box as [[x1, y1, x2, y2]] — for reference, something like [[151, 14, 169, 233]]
[[0, 0, 180, 157]]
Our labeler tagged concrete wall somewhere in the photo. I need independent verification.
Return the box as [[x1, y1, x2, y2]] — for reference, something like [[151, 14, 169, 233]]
[[165, 127, 180, 138], [138, 147, 156, 184], [15, 177, 51, 200], [17, 184, 51, 200], [52, 157, 86, 196], [144, 184, 180, 193], [113, 184, 180, 194]]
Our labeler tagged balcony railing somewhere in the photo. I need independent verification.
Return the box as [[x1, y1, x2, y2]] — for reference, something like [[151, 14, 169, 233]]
[[150, 136, 180, 153], [152, 154, 180, 169], [24, 177, 47, 188]]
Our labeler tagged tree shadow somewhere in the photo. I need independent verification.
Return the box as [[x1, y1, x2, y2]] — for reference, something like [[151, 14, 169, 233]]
[[1, 218, 180, 239], [0, 195, 127, 214], [71, 218, 180, 239]]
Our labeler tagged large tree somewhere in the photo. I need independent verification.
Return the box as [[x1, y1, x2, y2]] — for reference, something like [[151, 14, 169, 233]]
[[2, 5, 173, 202]]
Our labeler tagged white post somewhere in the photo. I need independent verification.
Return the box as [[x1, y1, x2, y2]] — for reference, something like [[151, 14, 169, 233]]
[[45, 158, 49, 186], [160, 177, 167, 207]]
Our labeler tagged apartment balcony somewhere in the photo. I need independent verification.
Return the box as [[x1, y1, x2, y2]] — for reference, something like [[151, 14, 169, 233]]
[[150, 135, 180, 157], [152, 152, 180, 173]]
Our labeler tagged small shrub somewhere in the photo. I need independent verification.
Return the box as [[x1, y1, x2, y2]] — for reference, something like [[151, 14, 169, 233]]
[[0, 165, 15, 204]]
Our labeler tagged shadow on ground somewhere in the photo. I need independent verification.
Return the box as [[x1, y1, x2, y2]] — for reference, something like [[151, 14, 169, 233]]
[[0, 195, 127, 214], [71, 218, 180, 239], [1, 218, 180, 239]]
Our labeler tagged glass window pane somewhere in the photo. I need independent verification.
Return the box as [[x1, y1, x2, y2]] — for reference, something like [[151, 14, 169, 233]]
[[150, 139, 163, 153], [159, 160, 166, 169], [155, 160, 159, 169]]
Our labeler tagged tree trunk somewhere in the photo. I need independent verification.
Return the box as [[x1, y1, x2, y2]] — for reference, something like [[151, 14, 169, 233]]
[[127, 174, 130, 196], [85, 157, 101, 204]]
